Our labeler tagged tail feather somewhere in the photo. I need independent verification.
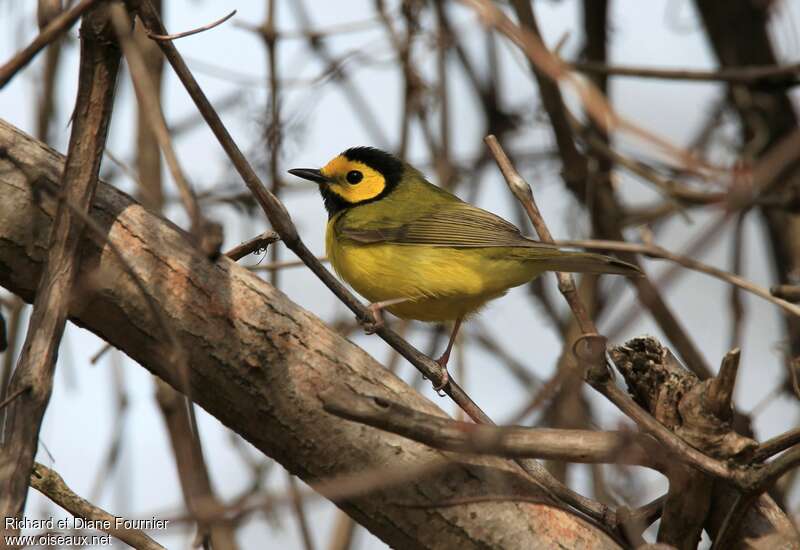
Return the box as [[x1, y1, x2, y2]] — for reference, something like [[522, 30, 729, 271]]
[[532, 251, 643, 277]]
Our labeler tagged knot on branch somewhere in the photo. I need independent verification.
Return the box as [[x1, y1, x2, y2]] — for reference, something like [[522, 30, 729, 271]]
[[79, 2, 125, 49], [610, 337, 756, 460], [677, 381, 757, 460], [610, 337, 696, 430]]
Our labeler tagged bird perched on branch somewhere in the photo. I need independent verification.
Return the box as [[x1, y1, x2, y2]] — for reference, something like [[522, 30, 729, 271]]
[[289, 147, 641, 391]]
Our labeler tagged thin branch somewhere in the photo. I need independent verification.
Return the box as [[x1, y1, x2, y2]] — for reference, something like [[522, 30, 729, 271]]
[[557, 238, 800, 319], [0, 0, 98, 89], [35, 0, 68, 143], [463, 0, 716, 177], [287, 473, 316, 550], [90, 342, 113, 365], [0, 3, 121, 528], [110, 5, 220, 257], [485, 135, 599, 336], [0, 385, 30, 412], [707, 348, 740, 420], [262, 0, 283, 289], [580, 128, 724, 206], [224, 231, 280, 262], [320, 387, 661, 469], [30, 463, 166, 550], [146, 10, 236, 41], [753, 428, 800, 462], [771, 285, 800, 303], [248, 258, 324, 271], [761, 444, 800, 489], [571, 59, 800, 84], [483, 138, 759, 496], [236, 13, 387, 40], [34, 179, 186, 391]]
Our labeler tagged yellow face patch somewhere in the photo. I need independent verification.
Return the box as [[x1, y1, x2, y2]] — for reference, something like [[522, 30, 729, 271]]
[[320, 155, 386, 205]]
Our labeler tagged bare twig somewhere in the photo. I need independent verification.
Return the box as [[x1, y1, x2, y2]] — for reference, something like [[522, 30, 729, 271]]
[[146, 10, 236, 41], [225, 231, 280, 261], [571, 59, 800, 84], [111, 5, 220, 257], [287, 473, 316, 550], [262, 0, 283, 288], [753, 428, 800, 462], [155, 381, 237, 550], [771, 285, 800, 303], [90, 342, 113, 365], [34, 178, 186, 392], [0, 3, 121, 528], [464, 0, 715, 177], [707, 349, 740, 420], [0, 0, 98, 89], [320, 387, 661, 469], [557, 238, 800, 319], [248, 257, 325, 271], [30, 463, 166, 550], [0, 385, 30, 413], [485, 135, 600, 342], [35, 0, 67, 143]]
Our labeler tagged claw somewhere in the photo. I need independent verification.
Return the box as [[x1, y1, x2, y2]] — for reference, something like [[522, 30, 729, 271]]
[[360, 303, 385, 334], [432, 358, 450, 396], [359, 298, 410, 335]]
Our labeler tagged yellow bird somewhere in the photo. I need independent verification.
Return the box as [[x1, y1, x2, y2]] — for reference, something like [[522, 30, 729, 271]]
[[289, 147, 641, 389]]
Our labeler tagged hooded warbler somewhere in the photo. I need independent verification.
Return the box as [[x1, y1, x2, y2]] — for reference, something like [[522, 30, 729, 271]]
[[289, 147, 641, 388]]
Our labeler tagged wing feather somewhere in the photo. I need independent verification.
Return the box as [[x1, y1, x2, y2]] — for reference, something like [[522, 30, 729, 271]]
[[338, 201, 557, 250]]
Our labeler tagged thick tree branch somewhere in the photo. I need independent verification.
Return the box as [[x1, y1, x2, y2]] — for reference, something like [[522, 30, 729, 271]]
[[0, 118, 622, 549]]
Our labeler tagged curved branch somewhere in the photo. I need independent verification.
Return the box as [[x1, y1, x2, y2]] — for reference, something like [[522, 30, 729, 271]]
[[30, 463, 166, 550], [321, 387, 662, 470]]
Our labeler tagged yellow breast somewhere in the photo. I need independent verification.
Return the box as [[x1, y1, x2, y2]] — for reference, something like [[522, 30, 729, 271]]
[[326, 219, 541, 322]]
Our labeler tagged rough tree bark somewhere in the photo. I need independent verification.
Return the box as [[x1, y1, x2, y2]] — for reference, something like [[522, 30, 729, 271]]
[[0, 2, 121, 529], [0, 118, 621, 549]]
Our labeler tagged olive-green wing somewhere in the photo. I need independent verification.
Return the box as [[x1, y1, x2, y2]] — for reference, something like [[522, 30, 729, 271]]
[[337, 201, 556, 249], [337, 198, 643, 276]]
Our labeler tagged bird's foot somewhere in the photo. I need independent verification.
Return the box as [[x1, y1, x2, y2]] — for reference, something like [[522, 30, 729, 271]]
[[359, 298, 410, 335], [431, 354, 451, 396], [360, 303, 385, 335]]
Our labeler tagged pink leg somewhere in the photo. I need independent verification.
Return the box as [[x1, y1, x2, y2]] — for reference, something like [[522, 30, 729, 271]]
[[432, 316, 463, 392]]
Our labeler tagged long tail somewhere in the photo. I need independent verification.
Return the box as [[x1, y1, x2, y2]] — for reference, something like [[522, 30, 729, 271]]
[[530, 250, 643, 277]]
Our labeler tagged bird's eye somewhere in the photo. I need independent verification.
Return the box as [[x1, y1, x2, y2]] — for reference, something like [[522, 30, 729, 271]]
[[346, 170, 363, 184]]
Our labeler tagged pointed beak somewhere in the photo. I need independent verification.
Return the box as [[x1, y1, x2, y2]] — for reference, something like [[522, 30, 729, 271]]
[[288, 168, 331, 185]]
